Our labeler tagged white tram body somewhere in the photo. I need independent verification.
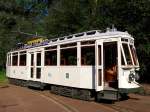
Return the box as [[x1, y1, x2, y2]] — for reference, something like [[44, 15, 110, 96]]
[[6, 29, 140, 100]]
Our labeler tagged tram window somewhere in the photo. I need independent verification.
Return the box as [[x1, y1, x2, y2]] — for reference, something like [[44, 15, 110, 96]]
[[19, 54, 26, 66], [31, 54, 34, 66], [98, 69, 102, 86], [81, 46, 95, 65], [121, 51, 125, 65], [31, 68, 33, 78], [130, 45, 138, 65], [98, 45, 101, 65], [122, 43, 132, 65], [7, 54, 11, 66], [37, 53, 41, 66], [45, 50, 57, 66], [12, 55, 18, 66], [36, 68, 41, 79], [60, 48, 77, 65]]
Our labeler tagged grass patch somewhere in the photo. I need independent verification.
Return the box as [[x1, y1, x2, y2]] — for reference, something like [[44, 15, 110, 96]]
[[0, 70, 8, 86]]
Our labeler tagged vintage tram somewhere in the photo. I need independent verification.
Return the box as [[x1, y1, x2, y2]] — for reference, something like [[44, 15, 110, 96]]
[[6, 28, 140, 101]]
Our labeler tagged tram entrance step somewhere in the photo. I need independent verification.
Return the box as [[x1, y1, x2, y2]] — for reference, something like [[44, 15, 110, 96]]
[[97, 88, 120, 101], [104, 86, 118, 91]]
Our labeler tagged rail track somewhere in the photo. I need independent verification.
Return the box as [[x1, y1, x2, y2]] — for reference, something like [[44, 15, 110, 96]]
[[33, 89, 136, 112]]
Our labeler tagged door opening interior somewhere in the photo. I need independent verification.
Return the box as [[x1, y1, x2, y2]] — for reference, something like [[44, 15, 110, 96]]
[[104, 42, 118, 89]]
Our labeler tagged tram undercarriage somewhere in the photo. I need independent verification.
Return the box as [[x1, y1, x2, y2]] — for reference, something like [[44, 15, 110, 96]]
[[8, 77, 125, 101]]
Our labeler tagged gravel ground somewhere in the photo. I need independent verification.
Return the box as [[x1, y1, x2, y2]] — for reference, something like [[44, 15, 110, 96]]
[[141, 84, 150, 95], [0, 84, 150, 112], [0, 85, 115, 112]]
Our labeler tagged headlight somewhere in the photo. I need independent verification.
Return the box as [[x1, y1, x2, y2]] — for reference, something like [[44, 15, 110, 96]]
[[129, 72, 135, 83], [128, 70, 140, 83]]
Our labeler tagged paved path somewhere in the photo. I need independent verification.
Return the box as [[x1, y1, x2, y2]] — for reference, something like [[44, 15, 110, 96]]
[[111, 94, 150, 112], [0, 85, 116, 112], [1, 85, 150, 112]]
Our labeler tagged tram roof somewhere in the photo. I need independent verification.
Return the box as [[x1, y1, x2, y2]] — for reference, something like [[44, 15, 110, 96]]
[[9, 28, 134, 53]]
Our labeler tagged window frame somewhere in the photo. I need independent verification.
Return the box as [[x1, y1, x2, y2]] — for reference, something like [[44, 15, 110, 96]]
[[36, 52, 42, 66], [19, 51, 27, 66], [121, 41, 139, 67], [7, 53, 11, 66], [44, 49, 57, 66], [129, 44, 139, 66], [60, 43, 77, 66], [81, 40, 95, 66], [12, 52, 18, 66]]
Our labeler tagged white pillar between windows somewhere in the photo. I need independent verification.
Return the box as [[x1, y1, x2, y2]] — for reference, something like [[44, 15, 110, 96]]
[[27, 52, 30, 80], [117, 39, 121, 80], [118, 40, 121, 67], [57, 45, 60, 66], [41, 49, 45, 67], [34, 52, 36, 79], [18, 52, 20, 66], [77, 42, 81, 66], [27, 52, 30, 67], [10, 53, 12, 66]]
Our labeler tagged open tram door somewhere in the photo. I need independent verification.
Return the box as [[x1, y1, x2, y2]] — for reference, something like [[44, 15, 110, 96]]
[[95, 40, 103, 91], [103, 41, 118, 89], [96, 40, 118, 91]]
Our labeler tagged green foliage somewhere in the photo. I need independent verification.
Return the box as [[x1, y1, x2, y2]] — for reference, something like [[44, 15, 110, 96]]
[[44, 0, 85, 37], [0, 70, 7, 83]]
